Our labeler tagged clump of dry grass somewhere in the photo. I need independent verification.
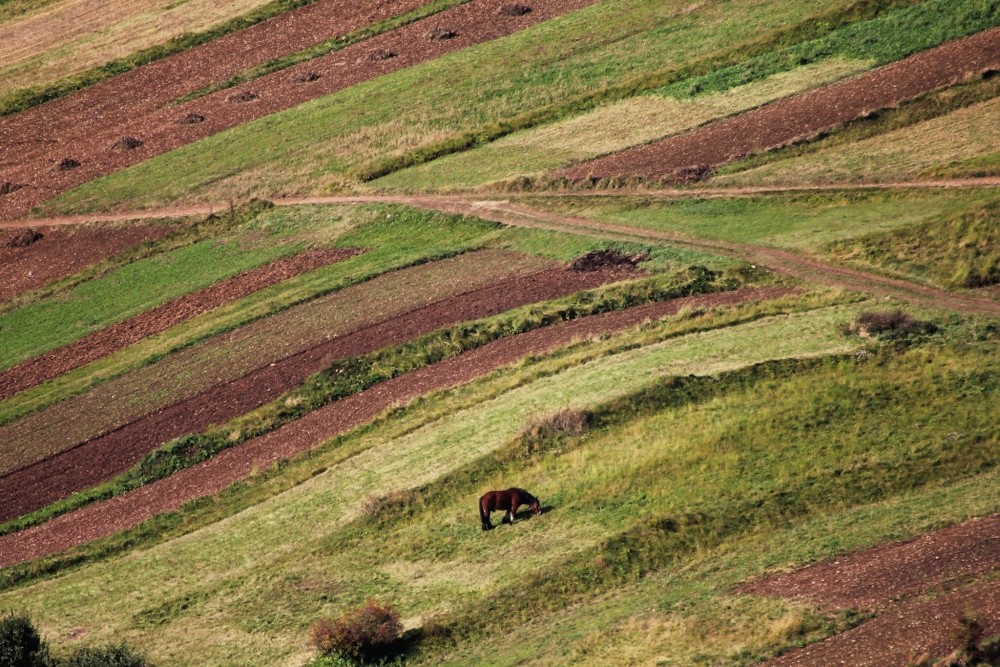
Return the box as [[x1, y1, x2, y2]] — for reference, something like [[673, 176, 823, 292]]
[[519, 407, 589, 441], [845, 309, 934, 338]]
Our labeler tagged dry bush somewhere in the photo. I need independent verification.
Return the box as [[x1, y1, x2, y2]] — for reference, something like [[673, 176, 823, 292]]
[[846, 309, 934, 338], [360, 489, 422, 520], [570, 248, 649, 271], [5, 228, 42, 248], [311, 601, 403, 661], [519, 407, 589, 441], [499, 4, 532, 16]]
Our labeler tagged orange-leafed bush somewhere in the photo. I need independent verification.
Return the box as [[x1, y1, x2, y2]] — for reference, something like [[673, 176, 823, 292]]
[[311, 601, 403, 661]]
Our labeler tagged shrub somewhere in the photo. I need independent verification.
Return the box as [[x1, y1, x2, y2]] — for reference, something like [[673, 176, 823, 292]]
[[311, 601, 403, 662], [0, 612, 48, 667], [58, 643, 152, 667], [846, 309, 935, 339]]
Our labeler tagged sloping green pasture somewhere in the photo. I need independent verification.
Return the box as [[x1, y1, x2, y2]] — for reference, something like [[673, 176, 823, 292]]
[[0, 301, 875, 667], [520, 188, 999, 251], [42, 0, 881, 213]]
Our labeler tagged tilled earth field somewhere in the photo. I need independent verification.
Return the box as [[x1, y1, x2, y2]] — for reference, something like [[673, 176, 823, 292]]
[[557, 27, 1000, 182], [0, 222, 173, 302], [0, 262, 638, 523], [0, 247, 361, 400], [0, 0, 599, 220], [0, 286, 792, 568], [741, 514, 1000, 666]]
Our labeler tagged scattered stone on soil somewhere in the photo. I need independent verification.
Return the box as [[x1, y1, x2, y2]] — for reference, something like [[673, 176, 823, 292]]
[[178, 112, 206, 125], [56, 158, 81, 171], [363, 49, 398, 62], [292, 71, 322, 83], [111, 136, 144, 151], [427, 28, 459, 40], [570, 248, 650, 272], [5, 228, 43, 248], [500, 4, 533, 16], [228, 91, 259, 103], [0, 181, 24, 195]]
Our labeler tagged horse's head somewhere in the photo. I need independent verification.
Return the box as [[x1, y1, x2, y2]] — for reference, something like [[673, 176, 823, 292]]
[[529, 496, 541, 516]]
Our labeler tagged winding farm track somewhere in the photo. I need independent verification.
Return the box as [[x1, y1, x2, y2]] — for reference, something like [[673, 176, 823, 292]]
[[0, 0, 601, 221], [741, 514, 1000, 666], [557, 26, 1000, 180], [0, 286, 792, 568], [0, 261, 637, 524]]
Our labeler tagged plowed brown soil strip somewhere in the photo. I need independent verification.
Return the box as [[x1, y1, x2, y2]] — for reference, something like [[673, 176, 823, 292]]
[[557, 27, 1000, 181], [0, 222, 172, 302], [738, 515, 1000, 612], [0, 286, 791, 568], [0, 247, 360, 400], [761, 579, 1000, 667], [0, 0, 599, 220], [0, 264, 635, 524]]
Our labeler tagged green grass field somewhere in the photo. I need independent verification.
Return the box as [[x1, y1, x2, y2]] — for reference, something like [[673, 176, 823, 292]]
[[5, 300, 996, 667]]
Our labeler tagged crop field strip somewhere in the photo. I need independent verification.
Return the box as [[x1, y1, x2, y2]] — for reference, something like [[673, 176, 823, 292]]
[[0, 247, 362, 400], [0, 303, 870, 667], [0, 255, 638, 523], [0, 287, 796, 568], [556, 25, 1000, 181], [33, 0, 890, 215], [0, 0, 602, 220], [0, 219, 174, 302]]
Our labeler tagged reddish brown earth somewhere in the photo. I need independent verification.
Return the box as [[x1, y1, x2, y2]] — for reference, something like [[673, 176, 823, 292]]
[[0, 223, 172, 302], [741, 515, 1000, 666], [762, 579, 1000, 667], [738, 515, 1000, 612], [0, 0, 600, 221], [0, 247, 360, 401], [557, 27, 1000, 181], [0, 286, 792, 568], [0, 263, 636, 524]]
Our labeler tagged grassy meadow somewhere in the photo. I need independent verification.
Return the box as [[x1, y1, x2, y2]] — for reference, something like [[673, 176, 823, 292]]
[[3, 298, 996, 666]]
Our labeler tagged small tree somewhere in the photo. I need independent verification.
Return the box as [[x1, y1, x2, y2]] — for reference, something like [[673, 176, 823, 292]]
[[0, 612, 48, 667], [311, 601, 403, 662]]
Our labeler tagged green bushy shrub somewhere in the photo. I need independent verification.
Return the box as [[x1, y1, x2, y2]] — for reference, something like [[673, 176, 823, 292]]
[[57, 644, 152, 667], [0, 612, 48, 667]]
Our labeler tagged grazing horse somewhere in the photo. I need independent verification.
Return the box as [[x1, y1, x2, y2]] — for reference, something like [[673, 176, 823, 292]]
[[479, 488, 541, 531]]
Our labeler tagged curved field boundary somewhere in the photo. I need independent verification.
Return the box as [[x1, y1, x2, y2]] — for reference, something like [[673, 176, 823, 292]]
[[0, 222, 173, 302], [738, 513, 1000, 609], [557, 27, 1000, 181], [759, 579, 1000, 666], [0, 0, 600, 221], [0, 264, 636, 524], [0, 287, 793, 568], [0, 247, 360, 401]]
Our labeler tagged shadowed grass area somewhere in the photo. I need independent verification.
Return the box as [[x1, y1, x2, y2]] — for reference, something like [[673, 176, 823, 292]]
[[826, 199, 1000, 289]]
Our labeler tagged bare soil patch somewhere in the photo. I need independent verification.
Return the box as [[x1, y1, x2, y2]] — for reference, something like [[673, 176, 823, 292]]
[[0, 0, 599, 221], [0, 247, 361, 401], [0, 223, 173, 303], [0, 263, 637, 524], [557, 27, 1000, 181], [739, 515, 1000, 612], [0, 286, 792, 567], [760, 579, 1000, 667]]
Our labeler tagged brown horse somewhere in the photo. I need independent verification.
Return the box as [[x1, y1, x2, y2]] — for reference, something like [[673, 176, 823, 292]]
[[479, 488, 541, 531]]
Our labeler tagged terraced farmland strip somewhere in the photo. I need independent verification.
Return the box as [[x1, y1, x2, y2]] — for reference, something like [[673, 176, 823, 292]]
[[0, 262, 637, 523], [0, 247, 360, 401], [558, 27, 1000, 181], [739, 514, 1000, 612], [0, 250, 555, 476], [0, 0, 601, 220], [0, 222, 172, 302], [0, 287, 794, 568], [760, 579, 1000, 666]]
